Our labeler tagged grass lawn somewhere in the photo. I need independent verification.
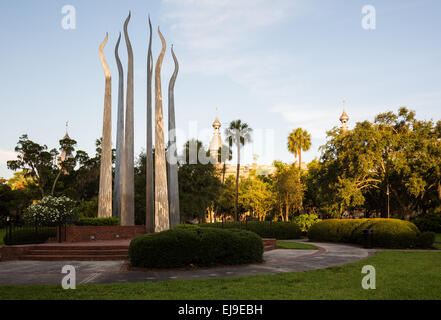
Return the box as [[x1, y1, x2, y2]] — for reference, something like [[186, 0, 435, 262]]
[[277, 241, 319, 250], [0, 251, 440, 300]]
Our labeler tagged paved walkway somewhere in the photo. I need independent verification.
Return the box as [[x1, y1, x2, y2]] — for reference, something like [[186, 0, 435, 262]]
[[0, 241, 370, 286]]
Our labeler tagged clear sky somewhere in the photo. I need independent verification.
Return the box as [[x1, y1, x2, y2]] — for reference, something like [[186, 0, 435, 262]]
[[1, 0, 441, 178]]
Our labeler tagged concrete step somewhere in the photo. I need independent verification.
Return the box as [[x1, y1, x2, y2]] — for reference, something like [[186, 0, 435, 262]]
[[20, 254, 128, 261]]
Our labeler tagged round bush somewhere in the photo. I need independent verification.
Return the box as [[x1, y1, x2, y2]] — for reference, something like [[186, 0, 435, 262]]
[[129, 227, 263, 268], [199, 222, 302, 240], [355, 219, 419, 248], [308, 218, 421, 248]]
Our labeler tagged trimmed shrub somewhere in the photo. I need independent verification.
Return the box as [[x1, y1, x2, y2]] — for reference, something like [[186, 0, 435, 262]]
[[129, 227, 263, 268], [199, 222, 302, 240], [411, 213, 441, 233], [415, 232, 436, 248], [74, 217, 120, 226], [308, 218, 421, 249], [4, 228, 56, 245], [307, 219, 366, 242]]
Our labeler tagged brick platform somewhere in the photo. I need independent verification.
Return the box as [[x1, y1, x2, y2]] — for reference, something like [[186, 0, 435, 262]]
[[62, 225, 146, 242], [263, 238, 277, 251], [0, 240, 131, 261]]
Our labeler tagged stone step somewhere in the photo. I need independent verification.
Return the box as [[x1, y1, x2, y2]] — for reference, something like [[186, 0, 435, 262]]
[[20, 254, 128, 261], [26, 249, 128, 256]]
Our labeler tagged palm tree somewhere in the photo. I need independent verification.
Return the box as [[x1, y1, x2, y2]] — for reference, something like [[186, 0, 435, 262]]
[[225, 120, 252, 221], [287, 128, 311, 170]]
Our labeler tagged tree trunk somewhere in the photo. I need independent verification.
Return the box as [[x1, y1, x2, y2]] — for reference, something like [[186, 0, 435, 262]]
[[222, 162, 226, 184], [298, 148, 302, 170], [51, 170, 62, 196]]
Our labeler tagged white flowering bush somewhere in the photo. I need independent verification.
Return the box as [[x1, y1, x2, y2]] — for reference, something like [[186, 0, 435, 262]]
[[23, 195, 79, 226]]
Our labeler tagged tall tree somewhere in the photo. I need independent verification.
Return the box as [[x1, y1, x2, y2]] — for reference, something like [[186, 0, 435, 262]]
[[51, 135, 77, 196], [287, 128, 311, 170], [179, 140, 221, 223], [273, 161, 304, 221], [7, 134, 58, 198], [224, 120, 252, 221], [218, 142, 233, 184]]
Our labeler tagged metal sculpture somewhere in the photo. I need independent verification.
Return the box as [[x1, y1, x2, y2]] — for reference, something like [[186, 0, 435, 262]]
[[113, 32, 124, 219], [121, 12, 135, 225], [98, 33, 112, 218], [146, 16, 155, 233], [154, 27, 170, 232], [167, 45, 180, 228]]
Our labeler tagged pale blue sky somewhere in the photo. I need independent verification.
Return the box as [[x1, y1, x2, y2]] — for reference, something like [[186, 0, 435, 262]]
[[1, 0, 441, 178]]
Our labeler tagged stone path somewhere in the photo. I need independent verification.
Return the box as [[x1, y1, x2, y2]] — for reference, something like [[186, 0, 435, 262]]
[[0, 241, 370, 286]]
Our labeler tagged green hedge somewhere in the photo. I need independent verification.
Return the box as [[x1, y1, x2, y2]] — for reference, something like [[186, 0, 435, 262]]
[[308, 218, 433, 249], [416, 232, 436, 248], [129, 227, 263, 268], [4, 228, 57, 245], [74, 217, 120, 226], [411, 213, 441, 233], [198, 222, 302, 240]]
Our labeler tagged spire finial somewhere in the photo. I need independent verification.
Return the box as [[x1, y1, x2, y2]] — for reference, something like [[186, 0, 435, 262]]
[[65, 121, 69, 134]]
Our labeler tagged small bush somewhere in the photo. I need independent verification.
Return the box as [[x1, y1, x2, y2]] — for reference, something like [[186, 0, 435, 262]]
[[78, 198, 98, 218], [199, 222, 302, 240], [415, 232, 436, 248], [308, 218, 421, 249], [4, 228, 56, 245], [411, 213, 441, 233], [74, 217, 120, 226], [292, 214, 321, 233], [23, 196, 78, 226], [129, 227, 263, 268]]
